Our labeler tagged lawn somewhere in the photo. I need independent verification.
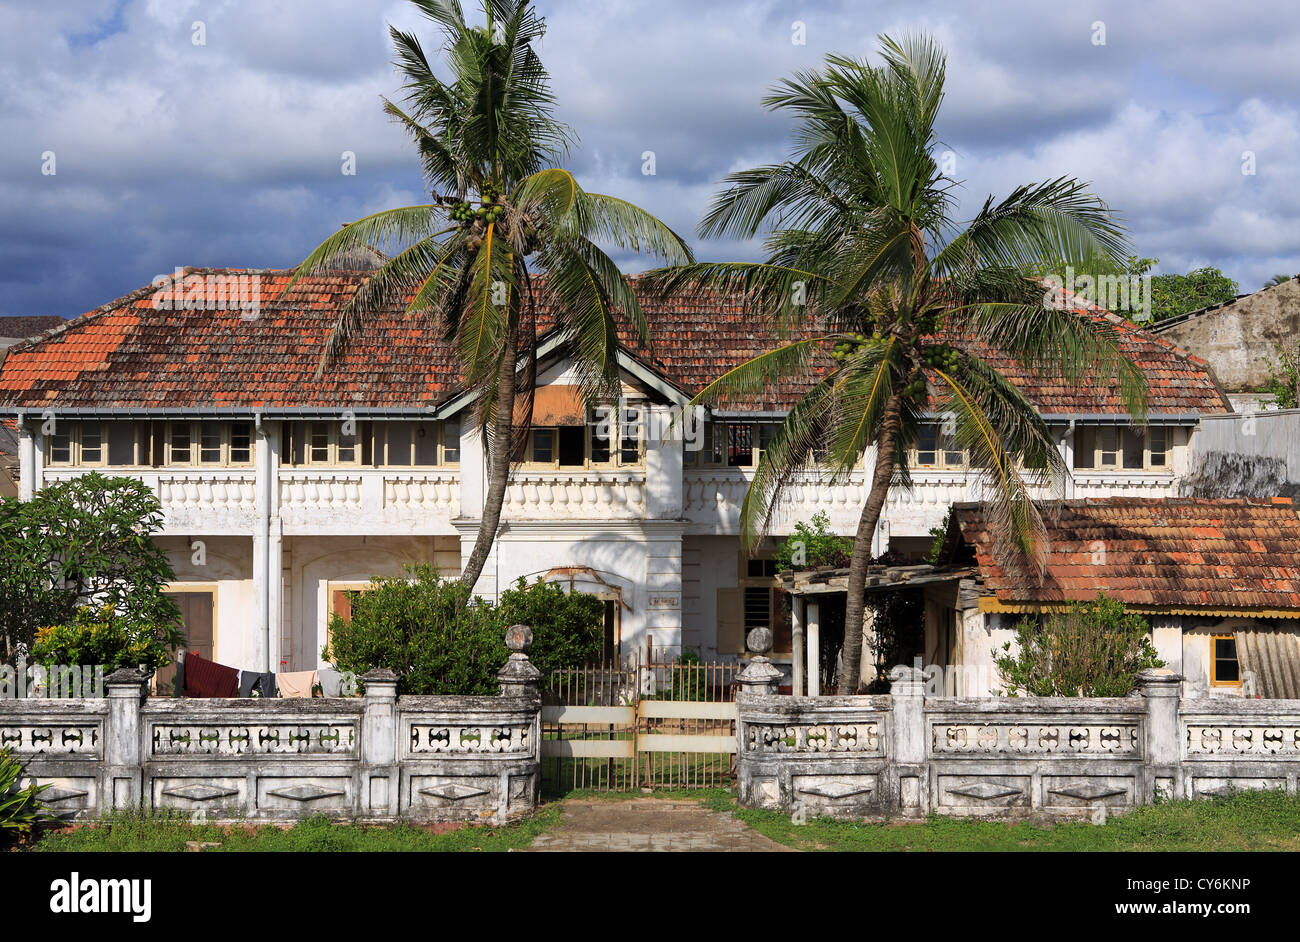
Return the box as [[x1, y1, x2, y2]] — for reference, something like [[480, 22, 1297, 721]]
[[29, 806, 560, 853], [691, 788, 1300, 852]]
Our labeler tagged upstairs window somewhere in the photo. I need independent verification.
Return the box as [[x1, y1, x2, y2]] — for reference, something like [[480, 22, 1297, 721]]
[[165, 421, 254, 467], [912, 423, 966, 470], [1211, 634, 1240, 687], [1074, 426, 1172, 471], [688, 421, 784, 468], [46, 420, 148, 467], [283, 420, 457, 468]]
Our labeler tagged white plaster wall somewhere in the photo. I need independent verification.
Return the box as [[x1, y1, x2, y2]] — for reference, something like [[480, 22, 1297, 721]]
[[681, 535, 741, 661], [960, 611, 1018, 696]]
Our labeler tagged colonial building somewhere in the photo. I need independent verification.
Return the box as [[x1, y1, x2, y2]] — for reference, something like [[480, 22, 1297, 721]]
[[0, 266, 1230, 681]]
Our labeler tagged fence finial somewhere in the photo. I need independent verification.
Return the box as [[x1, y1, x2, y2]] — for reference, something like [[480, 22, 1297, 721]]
[[499, 625, 542, 698], [737, 628, 783, 695]]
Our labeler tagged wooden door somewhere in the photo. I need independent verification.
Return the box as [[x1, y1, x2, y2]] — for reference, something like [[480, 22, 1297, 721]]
[[157, 591, 214, 695]]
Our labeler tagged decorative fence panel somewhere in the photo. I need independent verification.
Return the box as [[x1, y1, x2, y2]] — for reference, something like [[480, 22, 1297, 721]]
[[736, 663, 1300, 821], [2, 640, 544, 824]]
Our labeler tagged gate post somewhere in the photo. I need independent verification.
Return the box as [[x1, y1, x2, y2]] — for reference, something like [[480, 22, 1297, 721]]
[[360, 668, 399, 821], [1137, 668, 1183, 803], [888, 665, 927, 816], [735, 628, 783, 806], [104, 668, 147, 812]]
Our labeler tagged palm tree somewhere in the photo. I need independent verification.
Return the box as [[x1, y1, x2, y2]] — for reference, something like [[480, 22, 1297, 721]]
[[648, 34, 1147, 693], [1265, 273, 1293, 288], [291, 0, 692, 590]]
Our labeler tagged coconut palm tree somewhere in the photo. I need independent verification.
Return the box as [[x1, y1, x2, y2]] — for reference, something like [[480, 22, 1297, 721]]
[[1265, 273, 1293, 288], [647, 34, 1147, 693], [291, 0, 692, 590]]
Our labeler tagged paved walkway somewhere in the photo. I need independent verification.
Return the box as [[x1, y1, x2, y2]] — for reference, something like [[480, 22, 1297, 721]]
[[523, 798, 796, 852]]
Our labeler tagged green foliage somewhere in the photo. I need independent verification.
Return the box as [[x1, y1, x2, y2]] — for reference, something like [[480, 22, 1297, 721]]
[[1149, 266, 1239, 323], [994, 593, 1163, 697], [324, 566, 506, 696], [323, 567, 604, 695], [774, 511, 852, 571], [926, 509, 951, 564], [1265, 273, 1293, 288], [497, 577, 603, 674], [0, 747, 55, 844], [30, 604, 182, 675], [0, 473, 180, 664], [1262, 343, 1299, 409], [34, 807, 560, 853]]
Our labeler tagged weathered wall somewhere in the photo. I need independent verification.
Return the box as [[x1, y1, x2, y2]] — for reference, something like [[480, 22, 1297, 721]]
[[1180, 409, 1300, 498], [736, 668, 1300, 820], [1151, 277, 1300, 392]]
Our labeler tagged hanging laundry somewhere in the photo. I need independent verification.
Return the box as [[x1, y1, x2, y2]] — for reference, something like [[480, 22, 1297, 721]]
[[182, 652, 240, 698], [239, 671, 278, 698], [277, 670, 319, 699]]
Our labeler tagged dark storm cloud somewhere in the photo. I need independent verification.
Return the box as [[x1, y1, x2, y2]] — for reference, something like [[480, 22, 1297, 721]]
[[0, 0, 1297, 316]]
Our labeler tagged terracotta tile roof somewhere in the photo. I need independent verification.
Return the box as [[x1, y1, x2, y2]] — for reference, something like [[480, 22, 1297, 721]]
[[0, 268, 1231, 415], [952, 497, 1300, 611]]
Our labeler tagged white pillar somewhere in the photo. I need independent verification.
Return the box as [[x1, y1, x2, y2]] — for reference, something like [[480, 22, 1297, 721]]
[[18, 420, 35, 500], [807, 601, 821, 697], [253, 417, 274, 672], [791, 597, 805, 697], [646, 404, 683, 520]]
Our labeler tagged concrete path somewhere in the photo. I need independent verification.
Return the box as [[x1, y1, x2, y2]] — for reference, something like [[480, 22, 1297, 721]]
[[524, 798, 796, 852]]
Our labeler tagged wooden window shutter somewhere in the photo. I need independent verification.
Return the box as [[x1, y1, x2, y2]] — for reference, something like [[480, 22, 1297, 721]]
[[716, 587, 743, 654]]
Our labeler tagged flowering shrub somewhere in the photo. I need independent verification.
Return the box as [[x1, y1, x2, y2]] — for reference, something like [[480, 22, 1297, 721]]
[[29, 605, 182, 675]]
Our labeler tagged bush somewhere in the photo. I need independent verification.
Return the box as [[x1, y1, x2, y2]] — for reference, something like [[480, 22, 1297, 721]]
[[774, 511, 852, 571], [994, 593, 1163, 697], [30, 604, 182, 676], [324, 567, 505, 696], [0, 473, 180, 664], [0, 747, 55, 845], [496, 577, 603, 674], [323, 567, 605, 695]]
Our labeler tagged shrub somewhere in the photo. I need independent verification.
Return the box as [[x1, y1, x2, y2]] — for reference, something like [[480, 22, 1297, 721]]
[[0, 747, 55, 845], [994, 593, 1164, 697], [324, 566, 505, 696], [323, 567, 606, 695], [774, 511, 852, 571], [30, 604, 182, 677], [496, 577, 603, 674]]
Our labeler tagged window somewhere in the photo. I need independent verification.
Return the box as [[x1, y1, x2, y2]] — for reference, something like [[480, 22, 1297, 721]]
[[689, 421, 783, 468], [1074, 426, 1175, 471], [165, 422, 254, 467], [46, 420, 132, 467], [1211, 634, 1240, 686], [738, 551, 792, 654], [526, 416, 641, 469], [284, 420, 457, 467], [912, 423, 965, 469]]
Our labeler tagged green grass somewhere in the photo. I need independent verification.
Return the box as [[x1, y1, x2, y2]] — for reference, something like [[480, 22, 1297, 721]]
[[32, 806, 560, 853], [718, 789, 1300, 852]]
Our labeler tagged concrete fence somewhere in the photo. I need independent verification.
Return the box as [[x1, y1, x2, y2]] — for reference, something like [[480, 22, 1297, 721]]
[[735, 659, 1300, 820], [0, 629, 543, 824]]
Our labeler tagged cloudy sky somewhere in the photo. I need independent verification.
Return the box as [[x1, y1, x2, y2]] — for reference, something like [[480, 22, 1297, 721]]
[[1, 0, 1297, 317]]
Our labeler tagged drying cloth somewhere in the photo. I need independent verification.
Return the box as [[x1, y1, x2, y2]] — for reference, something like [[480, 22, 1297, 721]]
[[182, 652, 240, 698], [277, 670, 319, 699], [239, 671, 278, 698]]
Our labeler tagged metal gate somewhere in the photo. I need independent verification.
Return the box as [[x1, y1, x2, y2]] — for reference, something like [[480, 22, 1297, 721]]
[[541, 651, 740, 794]]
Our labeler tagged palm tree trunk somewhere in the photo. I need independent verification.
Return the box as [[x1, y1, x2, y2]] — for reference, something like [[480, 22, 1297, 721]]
[[838, 396, 903, 695], [459, 326, 519, 593]]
